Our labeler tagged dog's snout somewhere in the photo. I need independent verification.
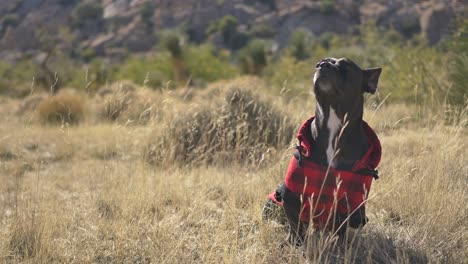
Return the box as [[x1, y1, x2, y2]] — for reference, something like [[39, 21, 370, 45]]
[[315, 59, 335, 69]]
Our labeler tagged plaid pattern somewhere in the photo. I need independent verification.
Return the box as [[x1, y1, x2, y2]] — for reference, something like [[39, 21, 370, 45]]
[[284, 156, 373, 227], [269, 116, 381, 229]]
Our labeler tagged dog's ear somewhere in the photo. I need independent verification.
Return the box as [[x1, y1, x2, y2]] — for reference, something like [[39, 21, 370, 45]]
[[363, 68, 382, 94]]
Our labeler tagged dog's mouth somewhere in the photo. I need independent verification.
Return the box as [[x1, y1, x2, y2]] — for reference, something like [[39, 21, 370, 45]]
[[314, 72, 336, 94]]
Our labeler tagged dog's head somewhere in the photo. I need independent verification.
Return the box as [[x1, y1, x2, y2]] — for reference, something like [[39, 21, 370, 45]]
[[313, 58, 381, 108]]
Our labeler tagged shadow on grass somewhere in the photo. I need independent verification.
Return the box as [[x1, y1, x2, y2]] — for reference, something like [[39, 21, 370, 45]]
[[303, 229, 428, 264]]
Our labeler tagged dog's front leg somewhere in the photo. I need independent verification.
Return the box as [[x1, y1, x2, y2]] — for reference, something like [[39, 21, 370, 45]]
[[283, 201, 308, 246], [281, 185, 308, 246]]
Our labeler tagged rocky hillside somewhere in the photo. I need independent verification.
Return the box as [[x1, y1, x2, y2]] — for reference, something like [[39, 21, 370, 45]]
[[0, 0, 465, 61]]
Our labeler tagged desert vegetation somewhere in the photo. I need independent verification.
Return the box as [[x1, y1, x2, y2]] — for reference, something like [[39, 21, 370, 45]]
[[0, 3, 466, 263]]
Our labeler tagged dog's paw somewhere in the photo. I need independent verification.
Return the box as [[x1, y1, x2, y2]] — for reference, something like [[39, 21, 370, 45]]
[[261, 199, 287, 225]]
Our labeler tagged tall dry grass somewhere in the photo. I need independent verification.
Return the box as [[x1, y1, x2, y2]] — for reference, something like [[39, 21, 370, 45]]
[[0, 78, 466, 263]]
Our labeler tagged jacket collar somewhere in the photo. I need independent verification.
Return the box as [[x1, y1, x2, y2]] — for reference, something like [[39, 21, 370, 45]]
[[297, 116, 381, 171]]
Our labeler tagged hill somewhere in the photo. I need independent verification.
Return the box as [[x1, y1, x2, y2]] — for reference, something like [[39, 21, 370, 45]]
[[0, 0, 464, 61]]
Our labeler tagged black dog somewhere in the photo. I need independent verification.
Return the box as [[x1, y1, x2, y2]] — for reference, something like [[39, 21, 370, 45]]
[[264, 58, 382, 245]]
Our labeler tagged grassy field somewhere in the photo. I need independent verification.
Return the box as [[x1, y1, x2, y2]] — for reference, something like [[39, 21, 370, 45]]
[[0, 77, 466, 263]]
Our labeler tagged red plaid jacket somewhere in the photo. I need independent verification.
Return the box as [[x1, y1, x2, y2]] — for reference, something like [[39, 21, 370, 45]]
[[268, 116, 381, 228]]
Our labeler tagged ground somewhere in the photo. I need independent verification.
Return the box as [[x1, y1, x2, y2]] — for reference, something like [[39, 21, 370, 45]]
[[0, 78, 466, 263]]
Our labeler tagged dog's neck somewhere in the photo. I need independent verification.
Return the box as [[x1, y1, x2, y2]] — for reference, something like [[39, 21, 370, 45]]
[[311, 102, 368, 169]]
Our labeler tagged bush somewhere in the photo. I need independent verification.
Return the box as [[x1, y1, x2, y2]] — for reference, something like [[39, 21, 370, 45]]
[[447, 19, 468, 105], [114, 54, 173, 88], [140, 1, 155, 26], [259, 0, 278, 11], [264, 56, 314, 94], [185, 45, 239, 82], [0, 60, 47, 96], [219, 15, 239, 46], [72, 2, 103, 27], [145, 87, 294, 166], [289, 29, 312, 61], [248, 25, 276, 39], [37, 93, 85, 125], [205, 20, 220, 36], [319, 0, 337, 15], [237, 39, 269, 75], [96, 82, 158, 125], [99, 92, 132, 122], [2, 14, 20, 28], [9, 221, 44, 261], [161, 32, 184, 59]]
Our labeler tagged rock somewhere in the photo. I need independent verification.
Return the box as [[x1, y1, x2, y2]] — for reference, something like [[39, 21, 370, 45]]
[[385, 6, 422, 37], [0, 0, 464, 54], [420, 4, 456, 45], [104, 0, 131, 19]]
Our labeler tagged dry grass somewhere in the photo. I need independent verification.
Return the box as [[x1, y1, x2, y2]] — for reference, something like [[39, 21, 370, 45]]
[[146, 85, 294, 166], [36, 93, 85, 125], [0, 78, 466, 263], [95, 82, 160, 125]]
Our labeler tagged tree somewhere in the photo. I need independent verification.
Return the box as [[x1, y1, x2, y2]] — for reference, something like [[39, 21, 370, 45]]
[[161, 32, 189, 84]]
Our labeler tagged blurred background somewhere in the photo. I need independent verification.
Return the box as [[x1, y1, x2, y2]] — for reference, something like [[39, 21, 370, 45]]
[[0, 0, 466, 105]]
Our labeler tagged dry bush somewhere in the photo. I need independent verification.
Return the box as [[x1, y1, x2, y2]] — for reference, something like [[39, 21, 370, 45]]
[[15, 95, 46, 116], [96, 82, 159, 125], [96, 199, 121, 219], [97, 83, 135, 122], [7, 218, 59, 263], [36, 93, 85, 125], [8, 223, 43, 261], [146, 87, 295, 166]]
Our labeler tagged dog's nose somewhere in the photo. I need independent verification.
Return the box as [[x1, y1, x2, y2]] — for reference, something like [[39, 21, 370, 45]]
[[315, 59, 335, 69]]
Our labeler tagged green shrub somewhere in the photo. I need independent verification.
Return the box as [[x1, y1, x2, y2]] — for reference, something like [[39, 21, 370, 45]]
[[72, 2, 103, 27], [248, 24, 276, 39], [289, 29, 312, 61], [205, 16, 249, 50], [185, 45, 239, 82], [219, 15, 238, 45], [447, 19, 468, 105], [140, 1, 155, 27], [4, 61, 38, 82], [205, 20, 220, 36], [238, 39, 269, 75], [115, 54, 173, 88], [161, 32, 184, 59], [2, 14, 20, 28], [264, 56, 314, 94], [319, 0, 337, 15], [228, 31, 250, 50], [259, 0, 278, 11]]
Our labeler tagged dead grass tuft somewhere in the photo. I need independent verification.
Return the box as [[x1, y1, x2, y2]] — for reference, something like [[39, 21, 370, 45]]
[[8, 223, 43, 260], [146, 87, 294, 166], [96, 199, 121, 219], [96, 82, 158, 125], [36, 93, 85, 125]]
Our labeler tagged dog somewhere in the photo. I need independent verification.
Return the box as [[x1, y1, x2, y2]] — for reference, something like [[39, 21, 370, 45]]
[[264, 58, 382, 246]]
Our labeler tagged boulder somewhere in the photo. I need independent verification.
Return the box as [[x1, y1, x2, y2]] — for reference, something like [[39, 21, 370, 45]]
[[420, 4, 456, 45]]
